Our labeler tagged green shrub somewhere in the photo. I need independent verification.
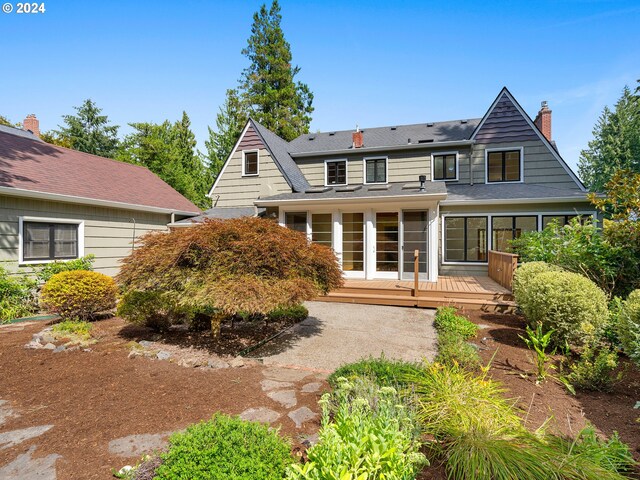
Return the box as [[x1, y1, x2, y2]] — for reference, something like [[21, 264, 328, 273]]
[[267, 304, 308, 322], [287, 376, 426, 479], [52, 320, 92, 338], [0, 266, 38, 322], [434, 306, 478, 340], [616, 290, 640, 365], [525, 270, 609, 347], [154, 414, 293, 480], [35, 255, 95, 283], [512, 261, 564, 318], [117, 290, 187, 331], [328, 356, 425, 389], [40, 270, 117, 320], [567, 345, 620, 392]]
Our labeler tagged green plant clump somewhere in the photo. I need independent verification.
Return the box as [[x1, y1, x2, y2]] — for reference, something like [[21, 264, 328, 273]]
[[520, 323, 556, 382], [0, 266, 37, 322], [433, 307, 480, 368], [287, 376, 426, 479], [51, 320, 93, 338], [525, 270, 609, 347], [328, 355, 425, 389], [616, 290, 640, 366], [434, 306, 479, 339], [512, 261, 564, 319], [35, 255, 95, 283], [267, 304, 309, 322], [567, 345, 620, 392], [117, 290, 189, 331], [154, 414, 293, 480], [40, 270, 117, 321]]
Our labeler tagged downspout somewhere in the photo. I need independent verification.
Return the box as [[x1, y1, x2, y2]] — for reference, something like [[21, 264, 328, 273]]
[[469, 142, 474, 186]]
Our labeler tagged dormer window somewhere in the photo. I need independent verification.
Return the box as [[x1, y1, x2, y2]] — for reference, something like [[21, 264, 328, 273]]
[[242, 150, 259, 176], [432, 152, 458, 181], [325, 159, 347, 186], [364, 157, 387, 184], [486, 148, 522, 183]]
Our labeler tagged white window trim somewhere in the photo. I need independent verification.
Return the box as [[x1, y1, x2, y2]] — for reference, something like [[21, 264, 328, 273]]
[[431, 151, 459, 182], [484, 146, 525, 184], [324, 158, 348, 187], [241, 149, 260, 177], [363, 156, 388, 185], [440, 210, 595, 265], [18, 216, 85, 265]]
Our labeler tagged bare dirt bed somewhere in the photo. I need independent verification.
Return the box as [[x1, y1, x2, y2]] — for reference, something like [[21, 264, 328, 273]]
[[0, 318, 325, 480]]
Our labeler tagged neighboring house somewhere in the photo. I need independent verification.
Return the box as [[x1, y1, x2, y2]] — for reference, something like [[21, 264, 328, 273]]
[[180, 87, 594, 282], [0, 118, 200, 276]]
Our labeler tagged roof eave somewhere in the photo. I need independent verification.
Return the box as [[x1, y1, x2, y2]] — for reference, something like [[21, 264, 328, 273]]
[[0, 186, 201, 216], [290, 140, 475, 158]]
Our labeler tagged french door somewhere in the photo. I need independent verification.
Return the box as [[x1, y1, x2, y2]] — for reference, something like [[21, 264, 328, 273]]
[[375, 212, 399, 278], [401, 210, 429, 281]]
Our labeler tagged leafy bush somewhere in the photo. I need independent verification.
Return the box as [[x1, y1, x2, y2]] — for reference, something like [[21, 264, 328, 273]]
[[154, 414, 293, 480], [433, 307, 480, 368], [525, 270, 609, 347], [40, 270, 117, 320], [267, 304, 308, 323], [287, 376, 426, 479], [328, 356, 424, 389], [0, 266, 37, 322], [35, 255, 95, 283], [567, 345, 620, 392], [512, 261, 564, 318], [117, 290, 188, 331], [117, 218, 343, 335], [616, 290, 640, 365]]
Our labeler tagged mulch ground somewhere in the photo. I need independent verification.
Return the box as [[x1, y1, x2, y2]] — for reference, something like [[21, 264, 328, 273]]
[[0, 318, 325, 480]]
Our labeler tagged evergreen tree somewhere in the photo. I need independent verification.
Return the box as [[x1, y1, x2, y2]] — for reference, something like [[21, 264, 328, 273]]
[[578, 81, 640, 192], [54, 99, 120, 158], [205, 89, 247, 179], [240, 0, 313, 141]]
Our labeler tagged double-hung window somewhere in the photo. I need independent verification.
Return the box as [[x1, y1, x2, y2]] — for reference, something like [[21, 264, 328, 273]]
[[325, 160, 347, 186], [242, 150, 259, 176], [22, 221, 80, 262], [364, 157, 387, 184], [487, 149, 522, 183], [433, 153, 457, 181]]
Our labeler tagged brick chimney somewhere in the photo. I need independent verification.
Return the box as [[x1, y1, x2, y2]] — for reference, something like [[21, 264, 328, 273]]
[[23, 114, 40, 137], [534, 101, 551, 141], [352, 126, 363, 148]]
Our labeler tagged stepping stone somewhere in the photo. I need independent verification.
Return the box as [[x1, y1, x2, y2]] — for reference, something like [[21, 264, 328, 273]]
[[263, 367, 311, 382], [239, 407, 280, 424], [301, 382, 322, 393], [267, 390, 297, 408], [0, 446, 59, 480], [0, 425, 54, 450], [288, 407, 317, 428], [0, 400, 15, 427], [260, 379, 294, 392], [108, 431, 172, 457]]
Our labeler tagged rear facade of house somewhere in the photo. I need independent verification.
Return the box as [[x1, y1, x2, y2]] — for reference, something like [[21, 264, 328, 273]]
[[199, 88, 594, 282]]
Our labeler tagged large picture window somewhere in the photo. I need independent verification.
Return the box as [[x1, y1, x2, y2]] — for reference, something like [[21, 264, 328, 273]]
[[22, 222, 79, 262], [444, 217, 488, 262], [487, 149, 521, 183], [433, 153, 457, 181], [325, 160, 347, 185], [491, 216, 537, 252], [365, 157, 387, 184]]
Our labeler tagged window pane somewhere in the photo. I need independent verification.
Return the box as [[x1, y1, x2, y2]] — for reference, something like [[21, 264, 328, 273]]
[[444, 217, 465, 262], [244, 151, 258, 175], [492, 217, 513, 253], [403, 211, 428, 274], [342, 213, 364, 271], [24, 223, 50, 260], [285, 212, 307, 233], [54, 224, 78, 258], [327, 161, 346, 185], [505, 151, 521, 181], [515, 216, 537, 238], [445, 155, 457, 179], [366, 158, 386, 183], [488, 152, 503, 182], [311, 214, 332, 248], [376, 212, 398, 271], [466, 217, 487, 261], [433, 156, 444, 180]]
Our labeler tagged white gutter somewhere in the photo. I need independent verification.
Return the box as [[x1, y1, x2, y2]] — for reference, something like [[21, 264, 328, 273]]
[[256, 192, 447, 207], [290, 140, 474, 158], [0, 186, 201, 216], [441, 196, 591, 206]]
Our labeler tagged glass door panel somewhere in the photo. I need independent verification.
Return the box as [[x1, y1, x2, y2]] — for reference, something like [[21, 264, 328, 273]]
[[311, 213, 332, 248], [402, 211, 428, 280], [342, 213, 364, 272], [376, 212, 398, 273]]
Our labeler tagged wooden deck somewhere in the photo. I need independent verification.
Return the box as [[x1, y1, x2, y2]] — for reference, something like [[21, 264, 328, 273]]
[[317, 276, 516, 312]]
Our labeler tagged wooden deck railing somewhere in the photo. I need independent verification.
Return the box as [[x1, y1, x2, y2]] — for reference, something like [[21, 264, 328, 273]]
[[413, 249, 419, 297], [488, 250, 518, 291]]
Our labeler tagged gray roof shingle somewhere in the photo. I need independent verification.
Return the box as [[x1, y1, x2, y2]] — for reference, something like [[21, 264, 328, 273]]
[[443, 183, 589, 204], [172, 206, 264, 224], [288, 119, 481, 155]]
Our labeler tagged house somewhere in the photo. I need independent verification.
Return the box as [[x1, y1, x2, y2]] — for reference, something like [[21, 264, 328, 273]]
[[181, 88, 594, 287], [0, 117, 201, 276]]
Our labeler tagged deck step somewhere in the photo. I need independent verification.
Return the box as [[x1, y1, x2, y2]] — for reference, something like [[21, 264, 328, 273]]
[[316, 292, 517, 313], [334, 286, 514, 302]]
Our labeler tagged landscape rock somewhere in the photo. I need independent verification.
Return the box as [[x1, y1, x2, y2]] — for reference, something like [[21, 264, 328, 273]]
[[207, 358, 230, 369], [178, 357, 203, 368], [128, 350, 142, 359], [288, 407, 317, 428], [53, 346, 66, 353], [229, 357, 246, 368], [267, 390, 297, 408], [31, 334, 43, 343], [24, 341, 42, 350], [138, 340, 155, 348], [156, 351, 172, 361], [263, 367, 311, 382], [0, 425, 54, 450], [40, 333, 56, 344], [239, 407, 280, 424], [42, 343, 56, 350], [301, 382, 322, 393], [260, 379, 294, 392]]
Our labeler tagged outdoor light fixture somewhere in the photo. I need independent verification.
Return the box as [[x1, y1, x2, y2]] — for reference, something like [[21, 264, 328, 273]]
[[419, 175, 427, 191]]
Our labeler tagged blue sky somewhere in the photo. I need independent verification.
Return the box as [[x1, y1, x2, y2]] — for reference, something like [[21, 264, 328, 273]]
[[1, 0, 638, 173]]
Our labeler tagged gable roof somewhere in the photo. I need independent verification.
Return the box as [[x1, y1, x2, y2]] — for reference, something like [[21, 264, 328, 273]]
[[288, 119, 481, 155], [471, 87, 586, 191], [0, 129, 201, 215]]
